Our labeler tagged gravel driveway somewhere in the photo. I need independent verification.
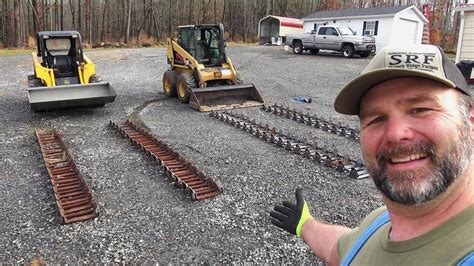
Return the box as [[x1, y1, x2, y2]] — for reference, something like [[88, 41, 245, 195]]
[[0, 46, 383, 263]]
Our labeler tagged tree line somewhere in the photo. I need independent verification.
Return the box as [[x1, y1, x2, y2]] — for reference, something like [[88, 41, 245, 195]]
[[0, 0, 463, 50]]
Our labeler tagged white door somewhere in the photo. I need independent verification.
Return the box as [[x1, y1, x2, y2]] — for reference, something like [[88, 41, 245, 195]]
[[392, 18, 418, 46]]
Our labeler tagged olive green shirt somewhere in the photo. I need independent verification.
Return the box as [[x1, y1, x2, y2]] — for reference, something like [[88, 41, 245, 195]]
[[338, 205, 474, 265]]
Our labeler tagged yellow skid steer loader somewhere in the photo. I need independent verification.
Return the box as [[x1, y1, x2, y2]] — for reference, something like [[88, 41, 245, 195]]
[[163, 24, 264, 112], [28, 31, 116, 111]]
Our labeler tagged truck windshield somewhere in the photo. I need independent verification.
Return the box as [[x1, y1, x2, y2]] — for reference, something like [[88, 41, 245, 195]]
[[337, 27, 355, 36]]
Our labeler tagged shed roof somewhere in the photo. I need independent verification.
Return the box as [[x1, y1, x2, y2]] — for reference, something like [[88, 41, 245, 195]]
[[303, 5, 411, 20], [455, 3, 474, 12], [259, 15, 303, 25]]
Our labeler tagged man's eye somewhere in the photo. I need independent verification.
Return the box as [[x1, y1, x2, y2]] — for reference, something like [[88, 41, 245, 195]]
[[368, 117, 384, 126], [410, 108, 430, 114]]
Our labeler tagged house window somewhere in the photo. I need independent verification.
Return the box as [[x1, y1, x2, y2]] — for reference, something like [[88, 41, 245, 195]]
[[363, 20, 379, 36]]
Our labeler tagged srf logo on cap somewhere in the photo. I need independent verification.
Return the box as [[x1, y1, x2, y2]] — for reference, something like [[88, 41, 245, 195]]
[[385, 51, 441, 75]]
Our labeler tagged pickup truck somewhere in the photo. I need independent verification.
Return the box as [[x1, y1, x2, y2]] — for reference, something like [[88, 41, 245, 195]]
[[285, 26, 376, 58]]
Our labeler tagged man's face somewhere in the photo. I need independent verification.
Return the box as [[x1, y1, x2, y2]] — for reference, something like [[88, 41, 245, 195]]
[[359, 77, 473, 205]]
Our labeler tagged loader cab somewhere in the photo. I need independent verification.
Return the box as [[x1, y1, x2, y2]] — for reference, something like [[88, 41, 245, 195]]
[[177, 24, 226, 66], [36, 31, 83, 84]]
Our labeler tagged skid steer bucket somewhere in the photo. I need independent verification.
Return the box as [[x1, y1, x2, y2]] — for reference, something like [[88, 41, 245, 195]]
[[188, 83, 264, 112], [28, 81, 117, 111]]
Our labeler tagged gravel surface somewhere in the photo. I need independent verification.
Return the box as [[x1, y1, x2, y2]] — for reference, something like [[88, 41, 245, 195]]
[[0, 46, 383, 263]]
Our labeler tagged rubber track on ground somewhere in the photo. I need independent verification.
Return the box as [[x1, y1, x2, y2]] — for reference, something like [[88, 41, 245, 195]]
[[35, 128, 98, 224], [210, 111, 369, 179], [110, 119, 222, 200], [261, 104, 360, 141]]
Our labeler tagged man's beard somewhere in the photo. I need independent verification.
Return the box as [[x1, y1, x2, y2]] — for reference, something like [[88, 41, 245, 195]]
[[365, 124, 472, 206]]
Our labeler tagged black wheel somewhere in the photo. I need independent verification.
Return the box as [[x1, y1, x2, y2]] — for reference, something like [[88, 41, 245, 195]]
[[89, 75, 103, 83], [163, 70, 178, 97], [310, 49, 319, 55], [235, 72, 244, 85], [177, 73, 197, 104], [358, 52, 370, 58], [292, 42, 303, 54], [342, 45, 355, 58], [28, 75, 43, 87]]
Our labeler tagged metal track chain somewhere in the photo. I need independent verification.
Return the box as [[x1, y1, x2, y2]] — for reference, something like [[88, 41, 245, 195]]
[[35, 128, 98, 224], [261, 104, 360, 141], [110, 120, 222, 200], [210, 111, 369, 179]]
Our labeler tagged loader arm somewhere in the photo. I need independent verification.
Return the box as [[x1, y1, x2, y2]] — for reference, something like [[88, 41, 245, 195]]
[[78, 54, 96, 84], [167, 38, 201, 69], [32, 52, 56, 87], [225, 56, 238, 84]]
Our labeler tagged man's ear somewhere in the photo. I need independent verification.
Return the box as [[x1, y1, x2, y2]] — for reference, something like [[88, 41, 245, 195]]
[[471, 106, 474, 137]]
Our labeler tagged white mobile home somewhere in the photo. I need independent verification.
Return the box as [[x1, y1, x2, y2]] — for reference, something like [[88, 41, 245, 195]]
[[455, 4, 474, 61], [455, 3, 474, 83], [302, 5, 428, 51], [258, 16, 304, 45]]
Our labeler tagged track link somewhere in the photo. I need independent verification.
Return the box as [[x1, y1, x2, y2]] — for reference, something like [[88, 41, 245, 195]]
[[210, 111, 369, 179], [35, 128, 97, 224], [110, 120, 222, 200], [261, 104, 360, 141]]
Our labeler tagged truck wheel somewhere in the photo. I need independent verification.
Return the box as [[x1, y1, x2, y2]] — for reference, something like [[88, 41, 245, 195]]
[[293, 42, 303, 54], [310, 49, 319, 55], [358, 52, 370, 58], [177, 73, 197, 104], [163, 70, 178, 97], [342, 45, 355, 58]]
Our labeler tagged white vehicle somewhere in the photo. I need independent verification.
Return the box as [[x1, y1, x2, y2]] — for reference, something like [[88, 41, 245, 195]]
[[285, 26, 376, 58]]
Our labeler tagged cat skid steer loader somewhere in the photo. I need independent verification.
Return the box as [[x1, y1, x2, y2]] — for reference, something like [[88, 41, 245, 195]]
[[28, 31, 116, 111], [163, 24, 264, 112]]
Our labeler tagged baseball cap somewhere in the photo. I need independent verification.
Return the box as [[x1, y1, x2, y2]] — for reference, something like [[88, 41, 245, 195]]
[[334, 44, 470, 115]]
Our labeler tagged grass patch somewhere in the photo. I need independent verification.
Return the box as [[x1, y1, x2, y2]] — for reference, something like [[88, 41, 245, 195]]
[[226, 42, 258, 47], [0, 48, 34, 56], [0, 41, 258, 56]]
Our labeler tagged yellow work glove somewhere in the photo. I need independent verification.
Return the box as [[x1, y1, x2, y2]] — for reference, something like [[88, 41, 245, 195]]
[[270, 188, 313, 237]]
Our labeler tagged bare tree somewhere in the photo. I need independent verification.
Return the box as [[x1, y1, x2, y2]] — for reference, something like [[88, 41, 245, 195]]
[[60, 0, 63, 30], [125, 0, 132, 44]]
